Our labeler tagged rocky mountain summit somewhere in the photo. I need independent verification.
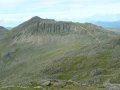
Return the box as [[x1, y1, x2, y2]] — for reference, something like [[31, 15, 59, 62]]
[[12, 16, 106, 34]]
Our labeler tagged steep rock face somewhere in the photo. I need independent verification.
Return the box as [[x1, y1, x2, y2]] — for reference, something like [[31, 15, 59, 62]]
[[12, 16, 81, 34]]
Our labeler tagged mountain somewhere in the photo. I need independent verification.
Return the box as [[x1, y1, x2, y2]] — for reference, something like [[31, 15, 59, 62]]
[[0, 26, 8, 31], [94, 21, 120, 28], [0, 16, 120, 89], [0, 26, 9, 40], [10, 16, 110, 45], [6, 27, 13, 30]]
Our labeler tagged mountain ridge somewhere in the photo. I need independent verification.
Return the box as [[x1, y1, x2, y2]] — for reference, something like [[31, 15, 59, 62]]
[[10, 16, 115, 45], [12, 16, 105, 33]]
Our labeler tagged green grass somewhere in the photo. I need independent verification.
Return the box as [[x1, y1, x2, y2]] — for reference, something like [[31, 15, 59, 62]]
[[0, 85, 106, 90], [0, 33, 120, 86], [0, 87, 43, 90]]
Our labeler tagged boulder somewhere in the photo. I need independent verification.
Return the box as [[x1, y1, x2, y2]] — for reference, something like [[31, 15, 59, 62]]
[[67, 80, 80, 86], [104, 83, 120, 90], [90, 68, 104, 76], [52, 80, 66, 88], [39, 80, 51, 86]]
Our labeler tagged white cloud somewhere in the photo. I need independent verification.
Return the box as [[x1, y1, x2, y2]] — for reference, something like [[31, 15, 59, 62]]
[[0, 0, 25, 8], [0, 0, 120, 26]]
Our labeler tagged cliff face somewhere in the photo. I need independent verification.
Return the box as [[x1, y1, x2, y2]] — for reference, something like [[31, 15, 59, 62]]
[[12, 16, 81, 34]]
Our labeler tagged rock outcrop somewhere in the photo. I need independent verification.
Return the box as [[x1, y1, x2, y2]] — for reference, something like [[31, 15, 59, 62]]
[[30, 79, 84, 88]]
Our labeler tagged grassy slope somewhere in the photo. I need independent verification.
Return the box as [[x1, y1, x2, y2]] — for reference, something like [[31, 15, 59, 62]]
[[0, 85, 105, 90], [0, 33, 119, 85]]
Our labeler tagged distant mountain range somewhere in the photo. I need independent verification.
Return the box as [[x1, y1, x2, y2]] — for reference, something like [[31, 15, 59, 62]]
[[0, 26, 8, 31], [0, 16, 120, 90], [0, 26, 9, 40], [94, 21, 120, 28]]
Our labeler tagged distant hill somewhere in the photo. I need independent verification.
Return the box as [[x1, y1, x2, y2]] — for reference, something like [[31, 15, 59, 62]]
[[94, 21, 120, 28], [6, 27, 13, 30], [0, 26, 9, 40], [0, 26, 8, 31], [0, 16, 120, 89]]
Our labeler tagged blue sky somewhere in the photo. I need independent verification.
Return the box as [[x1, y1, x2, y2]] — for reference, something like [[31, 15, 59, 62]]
[[0, 0, 120, 27]]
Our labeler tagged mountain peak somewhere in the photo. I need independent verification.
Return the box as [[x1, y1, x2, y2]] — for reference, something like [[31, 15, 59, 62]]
[[29, 16, 55, 23], [12, 16, 108, 36], [30, 16, 42, 20]]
